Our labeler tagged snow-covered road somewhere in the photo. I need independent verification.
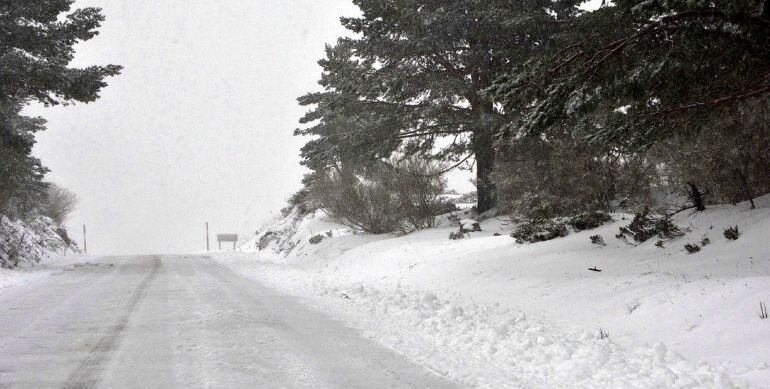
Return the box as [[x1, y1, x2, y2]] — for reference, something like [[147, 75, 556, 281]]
[[0, 256, 456, 389]]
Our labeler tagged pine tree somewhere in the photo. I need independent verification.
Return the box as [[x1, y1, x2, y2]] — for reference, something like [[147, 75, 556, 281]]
[[0, 102, 48, 215], [298, 0, 577, 213], [490, 0, 770, 150], [0, 0, 121, 216], [488, 0, 770, 210]]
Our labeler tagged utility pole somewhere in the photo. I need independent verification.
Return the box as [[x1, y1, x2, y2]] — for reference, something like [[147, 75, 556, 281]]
[[82, 225, 88, 254], [206, 222, 210, 251]]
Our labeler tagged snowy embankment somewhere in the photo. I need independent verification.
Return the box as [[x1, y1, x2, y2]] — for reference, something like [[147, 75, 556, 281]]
[[0, 215, 84, 290], [216, 197, 770, 388]]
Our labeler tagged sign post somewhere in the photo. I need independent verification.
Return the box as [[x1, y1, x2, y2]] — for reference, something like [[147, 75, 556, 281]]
[[83, 225, 87, 254], [216, 234, 238, 250]]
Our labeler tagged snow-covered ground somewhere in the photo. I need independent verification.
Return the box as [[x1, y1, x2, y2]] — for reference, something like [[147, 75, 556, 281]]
[[2, 255, 455, 388], [0, 254, 91, 290], [216, 195, 770, 388], [1, 214, 84, 290]]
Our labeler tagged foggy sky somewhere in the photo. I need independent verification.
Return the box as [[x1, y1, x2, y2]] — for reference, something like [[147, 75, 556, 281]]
[[31, 1, 598, 255], [31, 0, 361, 255]]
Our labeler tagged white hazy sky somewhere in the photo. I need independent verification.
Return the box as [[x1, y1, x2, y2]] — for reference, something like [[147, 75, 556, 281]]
[[31, 1, 597, 256], [31, 0, 361, 255]]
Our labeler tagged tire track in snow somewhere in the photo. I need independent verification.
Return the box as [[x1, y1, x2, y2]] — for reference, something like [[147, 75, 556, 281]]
[[61, 256, 161, 389]]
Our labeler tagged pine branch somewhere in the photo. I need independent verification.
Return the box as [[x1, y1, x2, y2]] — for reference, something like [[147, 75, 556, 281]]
[[390, 154, 475, 178], [652, 76, 770, 116], [548, 9, 768, 77]]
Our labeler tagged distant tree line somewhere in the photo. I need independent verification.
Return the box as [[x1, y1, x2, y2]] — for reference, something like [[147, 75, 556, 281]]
[[293, 0, 769, 231], [0, 1, 120, 255]]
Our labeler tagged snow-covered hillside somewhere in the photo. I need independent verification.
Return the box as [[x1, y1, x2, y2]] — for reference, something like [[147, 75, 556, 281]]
[[0, 215, 81, 289], [218, 196, 770, 388]]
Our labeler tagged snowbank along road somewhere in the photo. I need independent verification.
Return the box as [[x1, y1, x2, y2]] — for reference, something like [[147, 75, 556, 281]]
[[0, 255, 457, 389]]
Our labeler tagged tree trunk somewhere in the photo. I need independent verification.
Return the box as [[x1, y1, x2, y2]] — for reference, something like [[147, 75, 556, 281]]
[[687, 182, 706, 211], [736, 168, 756, 209], [763, 0, 770, 19], [466, 67, 498, 215], [473, 128, 496, 214]]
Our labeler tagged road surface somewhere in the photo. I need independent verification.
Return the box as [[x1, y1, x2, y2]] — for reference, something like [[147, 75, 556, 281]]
[[0, 256, 457, 388]]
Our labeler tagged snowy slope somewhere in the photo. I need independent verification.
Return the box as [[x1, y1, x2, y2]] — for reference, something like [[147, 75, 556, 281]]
[[0, 215, 84, 290], [219, 196, 770, 388]]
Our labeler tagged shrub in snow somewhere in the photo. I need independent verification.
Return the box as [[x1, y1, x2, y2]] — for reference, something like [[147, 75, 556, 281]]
[[252, 207, 311, 253], [448, 230, 465, 240], [438, 200, 460, 214], [39, 183, 79, 227], [616, 207, 683, 243], [455, 192, 478, 206], [761, 301, 768, 320], [566, 211, 612, 231], [309, 234, 324, 245], [495, 136, 655, 220], [589, 234, 606, 246], [723, 225, 740, 240], [309, 158, 447, 234], [460, 219, 481, 233], [257, 231, 277, 250], [684, 243, 700, 254], [0, 214, 72, 268], [700, 237, 711, 246], [511, 221, 569, 244], [282, 187, 317, 217], [598, 326, 609, 340]]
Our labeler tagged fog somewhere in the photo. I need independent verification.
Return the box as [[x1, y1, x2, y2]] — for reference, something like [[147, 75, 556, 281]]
[[31, 0, 360, 255]]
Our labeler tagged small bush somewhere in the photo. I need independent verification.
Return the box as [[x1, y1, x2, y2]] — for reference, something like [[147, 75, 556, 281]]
[[567, 212, 612, 231], [512, 221, 569, 244], [589, 234, 606, 246], [257, 231, 276, 250], [684, 243, 700, 254], [1, 215, 69, 268], [310, 158, 446, 234], [437, 200, 460, 214], [309, 234, 324, 245], [282, 187, 316, 217], [40, 183, 78, 227], [55, 228, 71, 246], [449, 230, 465, 240], [460, 219, 482, 233], [616, 207, 683, 243], [700, 237, 711, 246], [723, 226, 740, 240]]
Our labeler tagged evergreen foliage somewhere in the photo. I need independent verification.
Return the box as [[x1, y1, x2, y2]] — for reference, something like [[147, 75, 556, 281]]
[[295, 0, 769, 232], [616, 208, 683, 243], [511, 220, 569, 244], [0, 1, 120, 219], [723, 226, 741, 240], [566, 212, 613, 232], [297, 0, 580, 213], [490, 0, 769, 149]]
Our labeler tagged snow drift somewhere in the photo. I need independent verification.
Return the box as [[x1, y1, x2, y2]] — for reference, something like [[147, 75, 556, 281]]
[[220, 195, 770, 388], [0, 214, 80, 289]]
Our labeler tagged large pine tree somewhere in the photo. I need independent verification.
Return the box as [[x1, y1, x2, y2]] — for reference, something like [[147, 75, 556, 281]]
[[298, 0, 577, 213], [0, 0, 121, 216], [490, 0, 770, 150]]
